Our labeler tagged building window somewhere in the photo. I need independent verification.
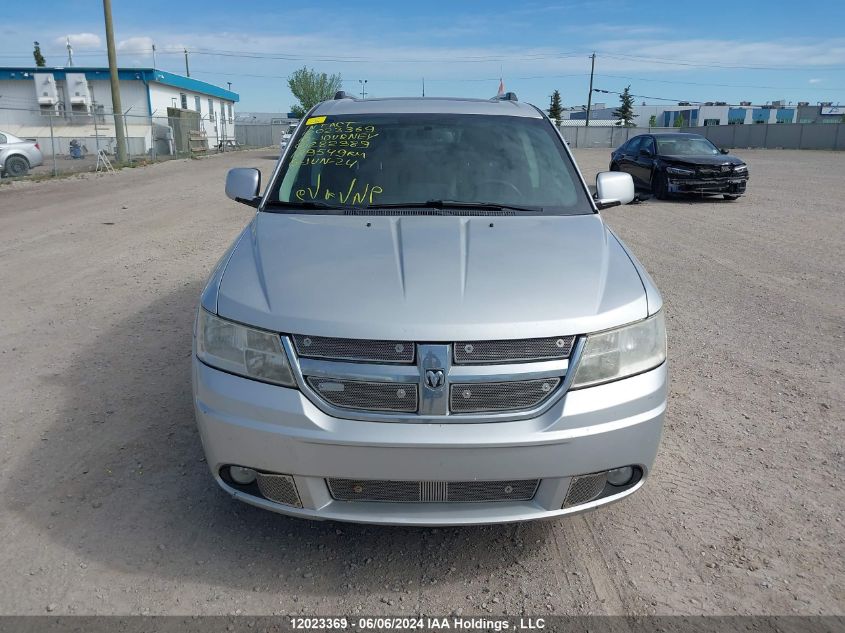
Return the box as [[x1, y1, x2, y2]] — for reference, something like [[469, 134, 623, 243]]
[[180, 93, 188, 109], [775, 109, 794, 124], [703, 119, 720, 126], [227, 103, 233, 123], [194, 96, 201, 112], [727, 108, 746, 125]]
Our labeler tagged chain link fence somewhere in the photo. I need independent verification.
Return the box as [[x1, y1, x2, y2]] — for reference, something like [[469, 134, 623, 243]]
[[0, 105, 269, 180], [558, 122, 845, 151]]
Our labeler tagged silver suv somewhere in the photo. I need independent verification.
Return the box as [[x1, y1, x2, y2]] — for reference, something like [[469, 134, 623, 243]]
[[193, 93, 666, 525]]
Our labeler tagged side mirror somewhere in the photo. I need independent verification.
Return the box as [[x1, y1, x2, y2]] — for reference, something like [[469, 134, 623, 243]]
[[225, 168, 261, 207], [595, 171, 635, 209], [720, 148, 730, 154], [639, 148, 653, 157]]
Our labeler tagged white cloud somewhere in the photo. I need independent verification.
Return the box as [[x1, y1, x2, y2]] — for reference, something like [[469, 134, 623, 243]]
[[54, 33, 101, 49], [118, 36, 155, 53], [808, 78, 823, 84]]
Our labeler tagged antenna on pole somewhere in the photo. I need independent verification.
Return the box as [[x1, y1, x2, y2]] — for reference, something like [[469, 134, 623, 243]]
[[66, 38, 74, 66]]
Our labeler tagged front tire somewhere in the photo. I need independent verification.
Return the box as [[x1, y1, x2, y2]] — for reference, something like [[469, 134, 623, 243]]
[[4, 155, 30, 178], [723, 194, 740, 201], [652, 172, 669, 200]]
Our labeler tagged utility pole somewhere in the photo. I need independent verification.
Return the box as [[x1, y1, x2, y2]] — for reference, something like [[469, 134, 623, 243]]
[[585, 52, 596, 128], [66, 38, 74, 66], [184, 48, 190, 77], [359, 79, 367, 99], [102, 0, 127, 164], [422, 77, 425, 98], [152, 44, 156, 68]]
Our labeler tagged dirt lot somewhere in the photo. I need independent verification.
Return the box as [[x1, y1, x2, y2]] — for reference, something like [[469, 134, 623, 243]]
[[0, 148, 842, 616]]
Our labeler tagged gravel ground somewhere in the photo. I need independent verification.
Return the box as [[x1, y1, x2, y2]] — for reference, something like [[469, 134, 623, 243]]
[[0, 148, 842, 616]]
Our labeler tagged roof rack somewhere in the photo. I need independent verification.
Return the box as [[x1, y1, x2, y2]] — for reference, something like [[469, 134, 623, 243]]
[[492, 92, 518, 102], [333, 91, 356, 100]]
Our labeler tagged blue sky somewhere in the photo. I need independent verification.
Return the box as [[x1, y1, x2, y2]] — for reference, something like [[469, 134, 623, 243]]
[[2, 0, 843, 112]]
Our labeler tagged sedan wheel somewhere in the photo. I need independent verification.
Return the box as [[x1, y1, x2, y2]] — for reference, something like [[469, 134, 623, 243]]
[[4, 155, 30, 178], [652, 172, 669, 200]]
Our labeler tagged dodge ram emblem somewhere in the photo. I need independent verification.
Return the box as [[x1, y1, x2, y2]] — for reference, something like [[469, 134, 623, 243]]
[[425, 369, 446, 389]]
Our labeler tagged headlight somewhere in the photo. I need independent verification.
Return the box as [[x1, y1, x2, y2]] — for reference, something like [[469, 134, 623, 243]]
[[665, 166, 695, 176], [733, 165, 748, 174], [571, 312, 666, 389], [196, 309, 296, 387]]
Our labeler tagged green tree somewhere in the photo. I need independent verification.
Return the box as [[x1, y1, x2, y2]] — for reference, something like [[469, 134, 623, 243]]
[[648, 114, 657, 127], [548, 89, 563, 121], [288, 66, 343, 118], [612, 85, 637, 126], [33, 41, 46, 67], [673, 114, 685, 128]]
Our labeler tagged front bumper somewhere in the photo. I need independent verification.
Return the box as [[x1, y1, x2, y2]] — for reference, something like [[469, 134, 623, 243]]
[[668, 176, 748, 195], [192, 359, 667, 525]]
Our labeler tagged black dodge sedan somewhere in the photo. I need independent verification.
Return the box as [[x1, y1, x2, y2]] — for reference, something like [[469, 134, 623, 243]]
[[610, 133, 748, 200]]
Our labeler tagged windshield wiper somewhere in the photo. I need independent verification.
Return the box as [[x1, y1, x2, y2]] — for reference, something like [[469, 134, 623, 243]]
[[264, 200, 348, 211], [365, 200, 542, 213]]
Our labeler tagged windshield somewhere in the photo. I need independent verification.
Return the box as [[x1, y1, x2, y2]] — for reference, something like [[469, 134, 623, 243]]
[[656, 136, 720, 156], [268, 113, 591, 214]]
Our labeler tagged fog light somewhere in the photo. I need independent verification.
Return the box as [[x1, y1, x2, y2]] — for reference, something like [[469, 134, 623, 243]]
[[606, 466, 634, 487], [229, 466, 257, 485]]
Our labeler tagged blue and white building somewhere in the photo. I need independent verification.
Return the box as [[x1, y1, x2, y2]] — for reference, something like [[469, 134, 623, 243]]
[[562, 101, 798, 127], [0, 66, 239, 155]]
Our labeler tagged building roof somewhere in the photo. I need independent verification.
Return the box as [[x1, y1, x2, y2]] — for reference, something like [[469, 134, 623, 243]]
[[313, 96, 542, 118], [0, 67, 238, 102]]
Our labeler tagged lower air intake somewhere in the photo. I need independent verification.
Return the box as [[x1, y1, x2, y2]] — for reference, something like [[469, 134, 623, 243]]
[[256, 473, 302, 507], [306, 377, 418, 413], [563, 472, 608, 508], [450, 378, 561, 413], [327, 478, 540, 503]]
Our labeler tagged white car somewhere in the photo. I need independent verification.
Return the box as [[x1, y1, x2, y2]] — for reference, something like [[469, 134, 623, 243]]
[[0, 131, 44, 177]]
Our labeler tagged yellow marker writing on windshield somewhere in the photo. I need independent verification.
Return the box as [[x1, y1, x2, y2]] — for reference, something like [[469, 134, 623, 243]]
[[305, 116, 327, 125]]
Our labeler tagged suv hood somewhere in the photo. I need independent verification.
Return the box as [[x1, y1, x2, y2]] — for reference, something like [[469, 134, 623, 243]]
[[215, 213, 648, 340]]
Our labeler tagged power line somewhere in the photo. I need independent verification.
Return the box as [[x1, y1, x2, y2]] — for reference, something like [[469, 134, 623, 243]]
[[590, 88, 796, 108], [0, 47, 587, 64], [595, 73, 845, 93], [596, 51, 845, 72]]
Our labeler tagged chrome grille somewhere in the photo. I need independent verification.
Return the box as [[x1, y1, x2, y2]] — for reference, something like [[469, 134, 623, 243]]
[[450, 378, 561, 413], [454, 336, 575, 364], [563, 472, 607, 508], [293, 334, 415, 364], [256, 473, 302, 507], [327, 478, 539, 503], [306, 377, 418, 413]]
